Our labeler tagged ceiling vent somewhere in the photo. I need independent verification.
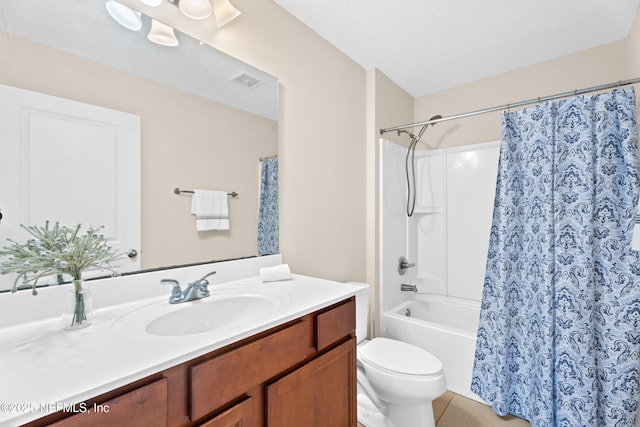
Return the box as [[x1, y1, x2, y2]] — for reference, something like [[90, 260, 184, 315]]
[[231, 72, 264, 90]]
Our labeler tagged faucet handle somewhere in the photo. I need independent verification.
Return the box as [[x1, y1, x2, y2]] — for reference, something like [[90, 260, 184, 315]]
[[161, 279, 183, 303], [202, 271, 217, 282], [398, 256, 415, 275], [199, 271, 217, 287]]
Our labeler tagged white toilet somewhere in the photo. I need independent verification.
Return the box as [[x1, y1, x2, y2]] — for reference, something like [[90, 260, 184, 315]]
[[350, 282, 447, 427]]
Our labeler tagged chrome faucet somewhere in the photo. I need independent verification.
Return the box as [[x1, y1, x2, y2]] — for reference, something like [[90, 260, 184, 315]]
[[161, 271, 216, 304], [398, 256, 415, 275], [400, 283, 418, 293]]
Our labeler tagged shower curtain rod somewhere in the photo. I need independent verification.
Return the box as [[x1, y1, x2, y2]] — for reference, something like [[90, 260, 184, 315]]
[[379, 77, 640, 135]]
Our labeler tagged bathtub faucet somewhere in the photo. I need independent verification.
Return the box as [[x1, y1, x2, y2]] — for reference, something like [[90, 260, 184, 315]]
[[400, 283, 417, 293]]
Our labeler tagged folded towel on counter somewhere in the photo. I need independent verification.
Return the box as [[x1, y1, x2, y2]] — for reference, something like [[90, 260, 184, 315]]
[[191, 189, 229, 231], [260, 264, 292, 282]]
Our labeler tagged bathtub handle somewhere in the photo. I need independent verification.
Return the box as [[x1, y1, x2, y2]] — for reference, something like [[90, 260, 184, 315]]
[[398, 256, 415, 275]]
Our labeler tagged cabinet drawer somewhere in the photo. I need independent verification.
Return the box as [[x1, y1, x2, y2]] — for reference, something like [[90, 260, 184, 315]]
[[198, 397, 253, 427], [315, 297, 355, 351], [190, 318, 313, 421], [48, 378, 167, 427]]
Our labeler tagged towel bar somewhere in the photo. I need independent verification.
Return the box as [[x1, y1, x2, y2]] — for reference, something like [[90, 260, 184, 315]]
[[174, 188, 238, 197]]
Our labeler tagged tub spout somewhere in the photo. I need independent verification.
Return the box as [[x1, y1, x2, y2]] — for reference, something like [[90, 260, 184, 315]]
[[401, 283, 417, 292]]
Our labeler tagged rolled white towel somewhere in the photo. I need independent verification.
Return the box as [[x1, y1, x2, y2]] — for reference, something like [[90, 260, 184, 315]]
[[260, 264, 292, 282]]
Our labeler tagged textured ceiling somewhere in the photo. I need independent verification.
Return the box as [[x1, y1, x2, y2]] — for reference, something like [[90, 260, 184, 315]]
[[273, 0, 640, 97]]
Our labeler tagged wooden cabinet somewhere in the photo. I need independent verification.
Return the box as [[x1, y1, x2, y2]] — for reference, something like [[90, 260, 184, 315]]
[[197, 397, 253, 427], [190, 318, 314, 421], [27, 297, 356, 427], [47, 379, 168, 427], [266, 338, 356, 426]]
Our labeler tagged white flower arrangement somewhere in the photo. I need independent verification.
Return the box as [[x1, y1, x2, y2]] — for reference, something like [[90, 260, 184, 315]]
[[0, 221, 124, 295]]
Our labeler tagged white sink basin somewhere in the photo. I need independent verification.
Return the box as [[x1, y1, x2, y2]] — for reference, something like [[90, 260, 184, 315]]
[[113, 287, 286, 337], [146, 294, 279, 336]]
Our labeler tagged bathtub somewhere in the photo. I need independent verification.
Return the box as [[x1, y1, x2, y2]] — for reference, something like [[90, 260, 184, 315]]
[[380, 294, 484, 402]]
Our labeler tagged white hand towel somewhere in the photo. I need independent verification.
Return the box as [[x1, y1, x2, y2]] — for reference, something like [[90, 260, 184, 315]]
[[260, 264, 292, 282], [191, 189, 229, 231], [633, 198, 640, 251]]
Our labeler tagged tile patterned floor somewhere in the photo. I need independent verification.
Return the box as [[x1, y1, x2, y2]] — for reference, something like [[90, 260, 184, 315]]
[[358, 391, 532, 427], [434, 391, 531, 427]]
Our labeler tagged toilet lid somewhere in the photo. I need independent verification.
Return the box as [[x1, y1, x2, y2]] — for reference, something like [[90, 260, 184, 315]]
[[359, 337, 443, 376]]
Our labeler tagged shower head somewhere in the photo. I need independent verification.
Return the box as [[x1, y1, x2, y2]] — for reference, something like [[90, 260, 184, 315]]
[[404, 114, 443, 218], [412, 114, 443, 143], [429, 114, 443, 125]]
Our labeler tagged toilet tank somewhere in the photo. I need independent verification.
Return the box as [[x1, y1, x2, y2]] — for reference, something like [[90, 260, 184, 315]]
[[347, 282, 370, 343]]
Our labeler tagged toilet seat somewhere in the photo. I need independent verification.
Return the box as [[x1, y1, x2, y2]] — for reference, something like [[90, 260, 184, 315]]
[[359, 337, 443, 377]]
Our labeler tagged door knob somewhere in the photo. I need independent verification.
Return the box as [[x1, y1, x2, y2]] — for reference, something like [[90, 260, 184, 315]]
[[128, 249, 138, 259]]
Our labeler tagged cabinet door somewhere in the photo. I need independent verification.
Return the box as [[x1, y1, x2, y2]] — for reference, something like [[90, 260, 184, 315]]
[[190, 318, 313, 421], [198, 397, 252, 427], [48, 379, 167, 427], [266, 338, 356, 426]]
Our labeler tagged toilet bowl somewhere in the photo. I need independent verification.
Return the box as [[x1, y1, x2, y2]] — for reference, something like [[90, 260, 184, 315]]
[[348, 282, 447, 427]]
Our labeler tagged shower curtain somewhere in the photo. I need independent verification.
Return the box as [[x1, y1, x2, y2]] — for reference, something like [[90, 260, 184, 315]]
[[258, 157, 279, 256], [472, 87, 640, 427]]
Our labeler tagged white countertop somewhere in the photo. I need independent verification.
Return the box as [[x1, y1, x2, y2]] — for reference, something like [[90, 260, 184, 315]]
[[0, 268, 360, 426]]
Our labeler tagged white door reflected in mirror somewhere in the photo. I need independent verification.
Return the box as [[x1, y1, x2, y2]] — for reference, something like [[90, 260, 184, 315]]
[[0, 84, 141, 291]]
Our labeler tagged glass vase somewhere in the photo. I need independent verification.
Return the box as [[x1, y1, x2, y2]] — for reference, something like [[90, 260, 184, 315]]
[[62, 279, 93, 330]]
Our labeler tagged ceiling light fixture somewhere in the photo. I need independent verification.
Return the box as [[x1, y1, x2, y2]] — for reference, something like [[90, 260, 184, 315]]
[[212, 0, 241, 27], [105, 0, 142, 31], [148, 19, 180, 46], [179, 0, 213, 20], [105, 0, 242, 48]]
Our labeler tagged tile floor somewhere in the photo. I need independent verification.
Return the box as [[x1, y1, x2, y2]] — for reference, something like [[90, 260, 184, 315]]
[[434, 391, 531, 426], [358, 391, 531, 427]]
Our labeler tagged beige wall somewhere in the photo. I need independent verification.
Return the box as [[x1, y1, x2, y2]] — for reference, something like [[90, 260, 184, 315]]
[[0, 32, 277, 269], [208, 0, 369, 281], [413, 8, 640, 149]]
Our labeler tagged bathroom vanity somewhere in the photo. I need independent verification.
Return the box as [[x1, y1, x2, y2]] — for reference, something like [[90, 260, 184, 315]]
[[0, 256, 359, 427]]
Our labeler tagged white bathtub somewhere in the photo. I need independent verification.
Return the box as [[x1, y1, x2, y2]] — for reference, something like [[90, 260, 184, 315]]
[[380, 294, 484, 402]]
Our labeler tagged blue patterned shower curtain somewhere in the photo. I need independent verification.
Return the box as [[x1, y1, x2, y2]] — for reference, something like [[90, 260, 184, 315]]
[[472, 87, 640, 427], [258, 158, 279, 256]]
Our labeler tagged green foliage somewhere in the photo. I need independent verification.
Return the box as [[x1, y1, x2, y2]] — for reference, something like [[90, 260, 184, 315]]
[[0, 221, 125, 295]]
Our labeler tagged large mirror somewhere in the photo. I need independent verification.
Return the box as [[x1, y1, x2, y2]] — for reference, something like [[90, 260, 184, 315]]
[[0, 0, 279, 292]]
